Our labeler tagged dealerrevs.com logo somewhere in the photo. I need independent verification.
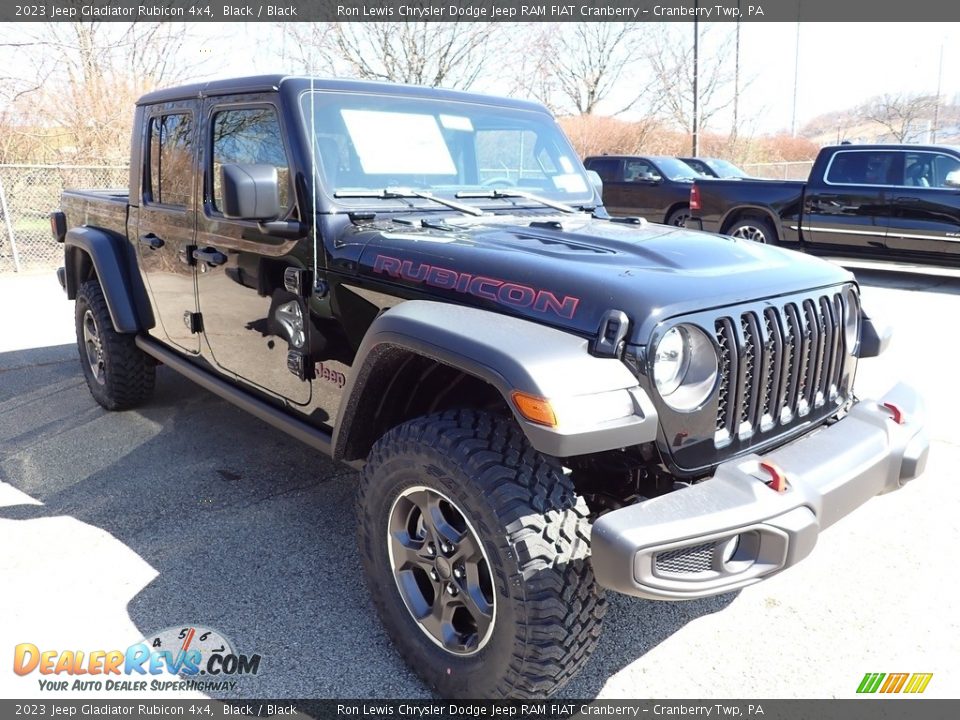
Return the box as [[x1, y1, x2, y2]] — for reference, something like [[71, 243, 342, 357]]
[[13, 626, 261, 693]]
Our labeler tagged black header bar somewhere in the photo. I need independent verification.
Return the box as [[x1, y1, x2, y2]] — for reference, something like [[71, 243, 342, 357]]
[[3, 0, 960, 23]]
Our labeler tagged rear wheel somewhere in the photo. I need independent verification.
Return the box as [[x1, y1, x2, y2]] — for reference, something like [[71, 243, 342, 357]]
[[75, 279, 155, 410], [666, 206, 691, 228], [727, 216, 777, 244], [356, 410, 606, 699]]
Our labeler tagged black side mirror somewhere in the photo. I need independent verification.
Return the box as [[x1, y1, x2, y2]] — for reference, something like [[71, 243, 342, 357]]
[[220, 164, 281, 220]]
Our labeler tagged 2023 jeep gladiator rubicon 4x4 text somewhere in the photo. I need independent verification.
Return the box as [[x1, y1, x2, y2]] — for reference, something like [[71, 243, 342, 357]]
[[52, 76, 929, 699]]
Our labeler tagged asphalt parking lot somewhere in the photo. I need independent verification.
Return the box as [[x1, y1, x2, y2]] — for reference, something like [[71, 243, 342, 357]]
[[1, 266, 958, 700]]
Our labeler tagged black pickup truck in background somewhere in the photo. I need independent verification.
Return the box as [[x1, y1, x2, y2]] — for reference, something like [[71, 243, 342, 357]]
[[584, 154, 700, 226], [688, 144, 960, 264]]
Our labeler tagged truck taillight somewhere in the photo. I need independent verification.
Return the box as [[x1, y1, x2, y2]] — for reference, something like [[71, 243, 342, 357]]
[[690, 185, 701, 212], [50, 211, 66, 243]]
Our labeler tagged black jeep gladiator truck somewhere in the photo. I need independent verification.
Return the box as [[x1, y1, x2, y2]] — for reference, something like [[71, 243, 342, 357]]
[[52, 76, 928, 699], [583, 154, 700, 227], [688, 143, 960, 265]]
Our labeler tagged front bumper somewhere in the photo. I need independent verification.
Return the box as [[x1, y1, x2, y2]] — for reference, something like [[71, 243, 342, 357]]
[[590, 382, 929, 600]]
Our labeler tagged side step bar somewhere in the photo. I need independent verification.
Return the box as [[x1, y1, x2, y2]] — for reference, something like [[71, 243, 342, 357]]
[[135, 336, 343, 462]]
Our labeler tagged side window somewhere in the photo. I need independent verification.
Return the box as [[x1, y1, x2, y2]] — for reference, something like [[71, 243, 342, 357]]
[[146, 113, 193, 207], [931, 154, 960, 188], [586, 157, 620, 182], [624, 159, 660, 182], [826, 151, 897, 186], [211, 107, 290, 214]]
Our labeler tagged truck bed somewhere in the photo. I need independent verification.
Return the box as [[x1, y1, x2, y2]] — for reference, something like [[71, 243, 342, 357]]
[[61, 189, 129, 237]]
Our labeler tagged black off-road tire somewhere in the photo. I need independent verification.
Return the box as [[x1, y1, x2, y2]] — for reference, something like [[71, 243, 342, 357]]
[[75, 279, 156, 411], [356, 410, 606, 699], [727, 216, 778, 245]]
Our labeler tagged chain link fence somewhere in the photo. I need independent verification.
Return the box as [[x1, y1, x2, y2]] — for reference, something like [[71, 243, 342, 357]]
[[741, 161, 815, 181], [0, 165, 129, 273]]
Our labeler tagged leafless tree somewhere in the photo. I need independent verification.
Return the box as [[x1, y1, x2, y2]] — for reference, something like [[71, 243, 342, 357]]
[[0, 21, 202, 163], [282, 22, 499, 90], [858, 93, 939, 142], [647, 25, 738, 135], [512, 23, 658, 116]]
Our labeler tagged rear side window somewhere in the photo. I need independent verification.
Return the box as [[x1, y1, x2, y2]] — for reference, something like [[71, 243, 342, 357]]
[[211, 107, 290, 213], [146, 113, 193, 207], [826, 151, 898, 186], [585, 157, 621, 182]]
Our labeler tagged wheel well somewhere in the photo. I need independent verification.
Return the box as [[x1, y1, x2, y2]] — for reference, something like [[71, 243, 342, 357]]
[[65, 246, 97, 299], [339, 349, 510, 462], [720, 210, 778, 240]]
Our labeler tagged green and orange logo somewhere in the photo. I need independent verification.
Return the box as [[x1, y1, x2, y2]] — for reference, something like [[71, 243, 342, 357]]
[[857, 672, 933, 694]]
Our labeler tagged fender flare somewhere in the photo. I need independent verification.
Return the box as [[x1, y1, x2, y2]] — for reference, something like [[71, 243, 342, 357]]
[[332, 301, 658, 460], [64, 226, 153, 333]]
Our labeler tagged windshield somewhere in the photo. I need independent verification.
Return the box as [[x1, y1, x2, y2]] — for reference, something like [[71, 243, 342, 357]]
[[706, 159, 749, 178], [298, 90, 593, 207], [653, 157, 700, 181]]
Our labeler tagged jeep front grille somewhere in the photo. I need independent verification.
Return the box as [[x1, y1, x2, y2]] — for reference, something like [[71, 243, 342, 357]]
[[714, 291, 848, 445]]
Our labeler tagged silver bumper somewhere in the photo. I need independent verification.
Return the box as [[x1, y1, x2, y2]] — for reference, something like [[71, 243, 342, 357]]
[[590, 382, 929, 600]]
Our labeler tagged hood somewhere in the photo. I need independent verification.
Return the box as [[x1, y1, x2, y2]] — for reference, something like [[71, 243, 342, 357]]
[[351, 213, 854, 343]]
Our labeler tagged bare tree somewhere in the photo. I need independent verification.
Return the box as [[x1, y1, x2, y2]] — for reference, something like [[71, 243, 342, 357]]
[[858, 93, 939, 142], [513, 23, 658, 116], [282, 22, 499, 90], [0, 21, 203, 163], [647, 25, 738, 135]]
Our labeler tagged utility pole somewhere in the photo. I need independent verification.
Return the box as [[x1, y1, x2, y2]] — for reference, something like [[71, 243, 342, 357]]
[[733, 2, 741, 142], [933, 41, 944, 143], [791, 19, 801, 137], [692, 0, 700, 156]]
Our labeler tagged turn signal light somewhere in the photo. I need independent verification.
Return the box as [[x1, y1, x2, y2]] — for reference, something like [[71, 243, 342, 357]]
[[511, 391, 557, 428]]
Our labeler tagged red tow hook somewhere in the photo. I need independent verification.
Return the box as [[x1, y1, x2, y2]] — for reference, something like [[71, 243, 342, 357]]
[[759, 461, 789, 493], [881, 402, 905, 425]]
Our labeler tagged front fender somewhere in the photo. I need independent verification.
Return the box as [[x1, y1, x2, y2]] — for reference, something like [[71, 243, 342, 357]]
[[64, 226, 153, 333], [333, 301, 658, 460]]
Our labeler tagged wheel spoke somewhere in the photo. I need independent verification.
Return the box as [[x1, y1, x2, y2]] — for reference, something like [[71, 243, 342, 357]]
[[425, 494, 466, 547], [459, 562, 494, 621]]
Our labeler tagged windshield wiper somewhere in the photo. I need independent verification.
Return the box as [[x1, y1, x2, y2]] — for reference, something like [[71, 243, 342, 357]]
[[333, 188, 485, 217], [455, 189, 577, 214]]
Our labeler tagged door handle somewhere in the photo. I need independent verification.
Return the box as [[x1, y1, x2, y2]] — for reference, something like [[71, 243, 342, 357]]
[[895, 197, 921, 203], [139, 233, 164, 249], [192, 247, 228, 266]]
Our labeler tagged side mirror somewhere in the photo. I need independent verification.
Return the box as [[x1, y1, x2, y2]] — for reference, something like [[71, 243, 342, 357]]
[[944, 169, 960, 188], [220, 164, 281, 220], [586, 169, 603, 196]]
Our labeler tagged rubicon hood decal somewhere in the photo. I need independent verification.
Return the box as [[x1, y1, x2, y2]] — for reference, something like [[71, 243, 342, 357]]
[[373, 254, 580, 320]]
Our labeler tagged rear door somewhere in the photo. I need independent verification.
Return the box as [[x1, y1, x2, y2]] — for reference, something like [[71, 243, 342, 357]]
[[135, 103, 200, 353], [885, 150, 960, 260], [802, 149, 897, 252]]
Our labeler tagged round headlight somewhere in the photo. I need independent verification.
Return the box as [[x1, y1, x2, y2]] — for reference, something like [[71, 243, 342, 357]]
[[653, 326, 688, 395], [653, 324, 719, 412], [844, 288, 860, 352]]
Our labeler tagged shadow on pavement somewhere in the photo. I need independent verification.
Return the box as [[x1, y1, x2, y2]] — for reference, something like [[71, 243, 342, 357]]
[[0, 347, 735, 699]]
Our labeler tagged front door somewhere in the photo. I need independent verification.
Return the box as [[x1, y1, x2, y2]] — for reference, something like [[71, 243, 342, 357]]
[[135, 104, 200, 353], [886, 150, 960, 260], [194, 97, 312, 406]]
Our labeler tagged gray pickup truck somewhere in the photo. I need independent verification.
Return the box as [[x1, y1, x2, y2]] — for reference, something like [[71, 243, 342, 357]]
[[52, 76, 929, 699]]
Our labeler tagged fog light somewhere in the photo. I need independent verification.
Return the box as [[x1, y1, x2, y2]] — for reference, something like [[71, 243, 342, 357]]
[[721, 535, 740, 564]]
